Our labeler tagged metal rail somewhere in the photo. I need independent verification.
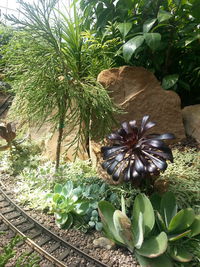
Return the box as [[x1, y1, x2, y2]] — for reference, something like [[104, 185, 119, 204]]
[[0, 185, 108, 267]]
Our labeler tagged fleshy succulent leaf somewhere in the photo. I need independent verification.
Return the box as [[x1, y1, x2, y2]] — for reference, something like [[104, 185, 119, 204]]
[[101, 116, 174, 183], [135, 252, 173, 267], [98, 201, 124, 244], [160, 192, 177, 228], [189, 215, 200, 237], [150, 193, 161, 212], [132, 212, 144, 249], [168, 208, 195, 233], [113, 210, 134, 251], [169, 246, 193, 262], [168, 229, 191, 241], [137, 232, 168, 258], [132, 194, 155, 237]]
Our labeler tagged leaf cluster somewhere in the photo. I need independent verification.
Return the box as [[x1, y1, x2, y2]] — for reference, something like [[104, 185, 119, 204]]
[[46, 181, 107, 231], [79, 0, 200, 106], [99, 192, 200, 266], [1, 0, 119, 159]]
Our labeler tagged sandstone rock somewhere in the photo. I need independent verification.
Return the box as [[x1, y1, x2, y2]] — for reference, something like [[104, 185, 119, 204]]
[[93, 237, 115, 250], [29, 123, 88, 161], [182, 104, 200, 144], [97, 66, 185, 141]]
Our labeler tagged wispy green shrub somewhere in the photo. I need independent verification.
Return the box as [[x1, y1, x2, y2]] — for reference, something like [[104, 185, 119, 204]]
[[2, 0, 118, 170]]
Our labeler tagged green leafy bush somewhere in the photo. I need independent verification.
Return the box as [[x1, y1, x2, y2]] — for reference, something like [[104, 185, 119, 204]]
[[80, 0, 200, 106]]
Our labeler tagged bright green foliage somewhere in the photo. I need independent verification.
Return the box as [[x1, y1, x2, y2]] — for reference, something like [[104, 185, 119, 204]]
[[46, 181, 106, 231], [2, 0, 118, 169], [151, 191, 200, 264], [0, 234, 40, 267], [46, 181, 90, 229], [98, 194, 169, 266], [79, 0, 200, 106], [159, 149, 200, 213]]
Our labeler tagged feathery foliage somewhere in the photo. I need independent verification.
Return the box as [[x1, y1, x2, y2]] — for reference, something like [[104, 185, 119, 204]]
[[2, 0, 118, 169]]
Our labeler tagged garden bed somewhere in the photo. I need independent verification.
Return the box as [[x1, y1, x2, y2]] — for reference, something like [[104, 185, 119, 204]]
[[0, 137, 200, 266]]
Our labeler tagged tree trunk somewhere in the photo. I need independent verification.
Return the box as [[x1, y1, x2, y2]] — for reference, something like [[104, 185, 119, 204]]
[[55, 116, 65, 171]]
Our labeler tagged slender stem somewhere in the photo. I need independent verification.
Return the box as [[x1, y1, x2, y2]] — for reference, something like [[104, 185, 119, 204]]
[[55, 117, 64, 171]]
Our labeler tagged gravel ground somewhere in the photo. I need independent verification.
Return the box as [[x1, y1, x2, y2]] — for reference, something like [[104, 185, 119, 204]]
[[0, 175, 139, 267], [1, 137, 198, 267]]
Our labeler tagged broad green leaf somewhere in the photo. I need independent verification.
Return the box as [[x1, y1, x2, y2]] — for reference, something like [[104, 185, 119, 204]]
[[162, 74, 179, 90], [144, 33, 161, 51], [150, 193, 161, 212], [113, 210, 134, 251], [117, 22, 132, 39], [137, 232, 168, 258], [155, 211, 167, 232], [98, 201, 124, 244], [136, 253, 173, 267], [75, 201, 89, 215], [63, 213, 73, 229], [185, 34, 200, 46], [123, 35, 144, 62], [190, 215, 200, 237], [63, 181, 73, 197], [168, 208, 195, 233], [169, 246, 193, 262], [160, 192, 177, 228], [132, 212, 144, 249], [54, 183, 62, 194], [53, 193, 64, 203], [169, 229, 191, 241], [132, 194, 155, 237], [60, 213, 69, 225], [143, 18, 157, 33], [157, 10, 172, 23]]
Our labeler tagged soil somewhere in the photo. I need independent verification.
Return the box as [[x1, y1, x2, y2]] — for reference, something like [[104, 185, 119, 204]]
[[0, 136, 199, 267], [0, 174, 139, 267]]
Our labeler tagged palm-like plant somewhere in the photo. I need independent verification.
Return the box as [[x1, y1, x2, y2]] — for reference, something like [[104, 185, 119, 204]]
[[101, 115, 175, 185]]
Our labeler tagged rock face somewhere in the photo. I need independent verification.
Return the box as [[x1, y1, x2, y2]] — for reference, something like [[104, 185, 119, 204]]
[[97, 66, 185, 141], [29, 123, 88, 161], [182, 104, 200, 143]]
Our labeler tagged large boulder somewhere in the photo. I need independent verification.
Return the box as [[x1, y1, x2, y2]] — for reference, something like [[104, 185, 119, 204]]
[[182, 104, 200, 144], [97, 66, 185, 141]]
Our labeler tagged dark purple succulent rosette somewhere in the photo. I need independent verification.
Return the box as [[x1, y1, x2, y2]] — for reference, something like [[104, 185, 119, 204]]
[[101, 115, 175, 182]]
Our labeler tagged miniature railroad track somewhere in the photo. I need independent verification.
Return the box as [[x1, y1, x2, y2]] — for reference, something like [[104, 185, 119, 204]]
[[0, 185, 108, 267], [0, 95, 13, 117]]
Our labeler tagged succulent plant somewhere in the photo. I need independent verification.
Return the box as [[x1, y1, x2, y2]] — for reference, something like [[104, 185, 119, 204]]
[[0, 122, 16, 144], [101, 115, 175, 184], [98, 194, 171, 267], [151, 192, 200, 263]]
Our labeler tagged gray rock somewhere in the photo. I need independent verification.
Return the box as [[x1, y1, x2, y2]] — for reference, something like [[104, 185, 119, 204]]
[[93, 237, 115, 250], [182, 104, 200, 144]]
